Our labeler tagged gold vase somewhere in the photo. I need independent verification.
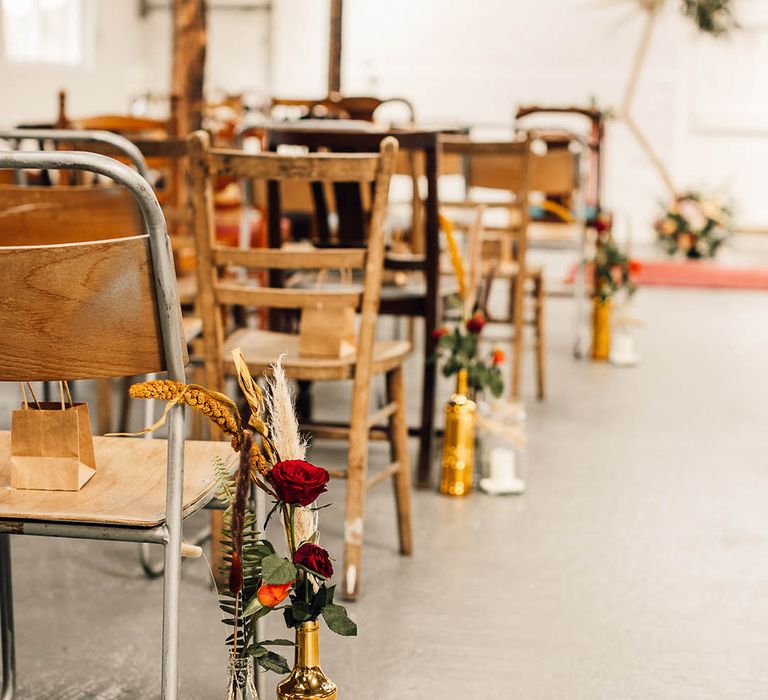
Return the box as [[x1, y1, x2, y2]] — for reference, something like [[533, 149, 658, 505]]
[[591, 296, 612, 361], [439, 369, 477, 497], [276, 621, 337, 700]]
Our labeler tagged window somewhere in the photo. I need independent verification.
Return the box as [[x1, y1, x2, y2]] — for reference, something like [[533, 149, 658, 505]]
[[2, 0, 83, 65]]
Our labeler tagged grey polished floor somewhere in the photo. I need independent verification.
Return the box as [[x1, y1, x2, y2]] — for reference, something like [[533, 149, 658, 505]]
[[3, 279, 768, 698]]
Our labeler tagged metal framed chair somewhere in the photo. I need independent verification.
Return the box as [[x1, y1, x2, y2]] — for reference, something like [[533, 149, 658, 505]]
[[0, 150, 228, 700]]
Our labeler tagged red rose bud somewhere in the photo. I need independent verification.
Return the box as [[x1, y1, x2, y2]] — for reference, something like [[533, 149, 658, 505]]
[[466, 311, 486, 334], [269, 460, 330, 506], [432, 327, 449, 343], [293, 542, 334, 579], [629, 260, 642, 275], [257, 581, 293, 607], [491, 348, 505, 365]]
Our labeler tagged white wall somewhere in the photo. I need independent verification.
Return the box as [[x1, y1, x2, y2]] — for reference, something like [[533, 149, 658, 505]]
[[332, 0, 768, 234]]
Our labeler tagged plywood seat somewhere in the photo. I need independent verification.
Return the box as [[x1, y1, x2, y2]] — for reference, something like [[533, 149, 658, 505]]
[[0, 433, 230, 527], [223, 328, 411, 381]]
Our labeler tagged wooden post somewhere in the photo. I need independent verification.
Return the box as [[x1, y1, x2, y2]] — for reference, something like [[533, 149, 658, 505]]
[[172, 0, 207, 137], [328, 0, 343, 95]]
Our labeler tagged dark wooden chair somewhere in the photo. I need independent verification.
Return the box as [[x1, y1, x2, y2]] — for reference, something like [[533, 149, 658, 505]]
[[265, 125, 448, 487]]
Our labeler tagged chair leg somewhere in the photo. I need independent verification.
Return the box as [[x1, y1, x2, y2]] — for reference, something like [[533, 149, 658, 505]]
[[95, 379, 113, 435], [386, 367, 413, 556], [510, 276, 525, 400], [534, 274, 546, 401], [342, 404, 370, 601], [161, 405, 184, 700], [417, 318, 438, 488], [0, 535, 15, 700]]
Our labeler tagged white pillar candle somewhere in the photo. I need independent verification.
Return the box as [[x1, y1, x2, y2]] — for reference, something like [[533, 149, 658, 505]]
[[489, 447, 516, 482]]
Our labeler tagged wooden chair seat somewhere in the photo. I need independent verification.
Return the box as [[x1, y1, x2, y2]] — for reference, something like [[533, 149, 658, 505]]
[[0, 433, 230, 527], [528, 221, 582, 245], [494, 261, 543, 280], [223, 328, 411, 381]]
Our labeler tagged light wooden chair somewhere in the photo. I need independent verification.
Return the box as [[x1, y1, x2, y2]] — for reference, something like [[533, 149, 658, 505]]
[[0, 149, 227, 700], [440, 135, 546, 400], [188, 131, 412, 600], [0, 175, 202, 430]]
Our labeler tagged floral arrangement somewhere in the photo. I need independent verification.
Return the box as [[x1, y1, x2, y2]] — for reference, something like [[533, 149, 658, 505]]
[[436, 212, 505, 399], [592, 219, 640, 301], [680, 0, 737, 36], [594, 238, 638, 302], [655, 193, 732, 259], [433, 314, 504, 398], [128, 351, 355, 692]]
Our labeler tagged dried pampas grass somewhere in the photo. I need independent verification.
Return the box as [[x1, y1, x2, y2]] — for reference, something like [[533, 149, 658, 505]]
[[266, 356, 317, 545]]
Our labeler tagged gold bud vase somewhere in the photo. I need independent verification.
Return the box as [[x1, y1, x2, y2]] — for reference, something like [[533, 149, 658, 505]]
[[591, 296, 612, 361], [276, 621, 337, 700], [439, 368, 476, 497]]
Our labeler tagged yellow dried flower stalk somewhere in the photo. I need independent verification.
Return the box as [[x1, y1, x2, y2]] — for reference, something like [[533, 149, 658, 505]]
[[439, 213, 466, 300], [247, 443, 272, 478], [129, 380, 240, 441]]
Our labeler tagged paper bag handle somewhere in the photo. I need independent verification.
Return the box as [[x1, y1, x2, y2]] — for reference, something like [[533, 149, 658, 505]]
[[20, 381, 73, 410]]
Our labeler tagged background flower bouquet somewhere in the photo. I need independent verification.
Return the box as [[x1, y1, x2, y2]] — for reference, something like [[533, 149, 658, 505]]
[[655, 193, 732, 259]]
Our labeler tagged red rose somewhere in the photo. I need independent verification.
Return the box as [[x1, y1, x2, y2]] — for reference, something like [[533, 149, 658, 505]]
[[465, 311, 486, 334], [293, 542, 334, 579], [432, 327, 449, 343], [270, 460, 330, 506], [629, 260, 642, 275]]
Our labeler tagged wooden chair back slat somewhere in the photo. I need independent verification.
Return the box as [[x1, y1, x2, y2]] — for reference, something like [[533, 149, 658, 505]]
[[214, 284, 362, 310], [0, 235, 166, 381], [208, 150, 380, 183], [530, 149, 579, 194], [211, 245, 366, 270], [441, 138, 531, 191], [0, 184, 142, 246]]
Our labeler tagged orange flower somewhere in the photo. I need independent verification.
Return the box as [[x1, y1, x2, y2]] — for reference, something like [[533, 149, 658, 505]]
[[491, 348, 505, 365], [257, 581, 293, 607]]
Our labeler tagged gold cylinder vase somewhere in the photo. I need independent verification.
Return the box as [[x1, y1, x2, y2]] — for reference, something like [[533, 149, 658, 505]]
[[591, 296, 612, 361], [276, 621, 337, 700], [439, 369, 477, 497]]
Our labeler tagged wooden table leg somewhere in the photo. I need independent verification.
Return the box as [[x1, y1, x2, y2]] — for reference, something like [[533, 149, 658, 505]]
[[416, 138, 440, 488]]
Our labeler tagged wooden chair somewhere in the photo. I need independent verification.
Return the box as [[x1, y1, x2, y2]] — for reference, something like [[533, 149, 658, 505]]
[[515, 104, 605, 221], [188, 131, 411, 600], [440, 136, 546, 400], [0, 149, 227, 700]]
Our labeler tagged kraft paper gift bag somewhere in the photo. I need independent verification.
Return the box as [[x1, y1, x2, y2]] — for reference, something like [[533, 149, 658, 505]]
[[297, 266, 358, 359], [298, 306, 357, 359], [10, 382, 96, 491]]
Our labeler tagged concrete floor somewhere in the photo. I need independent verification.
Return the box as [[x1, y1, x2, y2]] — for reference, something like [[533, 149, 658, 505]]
[[3, 274, 768, 698]]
